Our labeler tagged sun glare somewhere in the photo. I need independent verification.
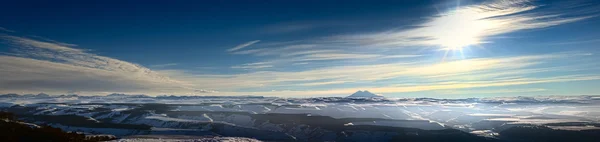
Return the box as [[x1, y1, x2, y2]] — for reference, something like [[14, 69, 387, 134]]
[[430, 4, 503, 61], [435, 10, 488, 51]]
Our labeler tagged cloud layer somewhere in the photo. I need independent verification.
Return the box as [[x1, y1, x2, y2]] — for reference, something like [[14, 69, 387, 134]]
[[331, 0, 595, 49], [0, 36, 198, 95]]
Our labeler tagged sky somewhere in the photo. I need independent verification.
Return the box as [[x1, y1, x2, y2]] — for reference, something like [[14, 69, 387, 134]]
[[1, 0, 600, 98]]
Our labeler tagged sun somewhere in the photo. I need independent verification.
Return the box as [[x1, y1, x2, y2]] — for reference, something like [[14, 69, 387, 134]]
[[440, 36, 478, 51], [434, 10, 487, 51], [429, 5, 499, 61]]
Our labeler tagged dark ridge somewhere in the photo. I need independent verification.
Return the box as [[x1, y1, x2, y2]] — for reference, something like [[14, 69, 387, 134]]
[[18, 114, 151, 130], [0, 93, 20, 97], [1, 111, 116, 142], [498, 125, 600, 142], [155, 95, 266, 99], [544, 122, 600, 127], [166, 110, 439, 129], [36, 102, 143, 107], [168, 110, 253, 116]]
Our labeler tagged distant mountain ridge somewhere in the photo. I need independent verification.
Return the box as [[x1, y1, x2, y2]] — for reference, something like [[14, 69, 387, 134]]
[[347, 90, 383, 98], [3, 94, 600, 141]]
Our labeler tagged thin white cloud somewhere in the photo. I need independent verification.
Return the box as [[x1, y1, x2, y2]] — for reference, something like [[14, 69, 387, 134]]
[[330, 0, 596, 49], [150, 63, 179, 68], [0, 56, 170, 93], [227, 40, 260, 52], [263, 22, 318, 34], [226, 0, 596, 74], [194, 89, 218, 93], [0, 27, 15, 33], [162, 52, 600, 96], [3, 36, 83, 52], [193, 0, 600, 97], [2, 35, 598, 96], [381, 55, 424, 59], [230, 61, 275, 70], [367, 75, 600, 94], [298, 80, 352, 86], [231, 65, 273, 70], [298, 53, 381, 61], [547, 39, 600, 45], [232, 44, 318, 56], [0, 35, 206, 95], [172, 73, 600, 97], [229, 42, 422, 69], [436, 88, 547, 95]]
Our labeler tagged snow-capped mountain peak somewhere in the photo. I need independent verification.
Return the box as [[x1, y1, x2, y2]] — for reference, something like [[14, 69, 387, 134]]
[[347, 90, 383, 98]]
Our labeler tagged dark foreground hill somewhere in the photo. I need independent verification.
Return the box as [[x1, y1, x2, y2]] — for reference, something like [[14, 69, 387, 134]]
[[0, 111, 116, 142]]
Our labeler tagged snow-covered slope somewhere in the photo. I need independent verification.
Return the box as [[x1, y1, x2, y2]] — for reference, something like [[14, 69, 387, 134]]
[[2, 94, 600, 141], [112, 137, 262, 142]]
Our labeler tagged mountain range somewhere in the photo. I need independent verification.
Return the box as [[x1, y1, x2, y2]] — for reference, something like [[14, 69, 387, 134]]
[[1, 93, 600, 141]]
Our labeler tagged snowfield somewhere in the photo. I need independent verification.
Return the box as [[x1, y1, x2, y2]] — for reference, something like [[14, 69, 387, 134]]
[[112, 135, 261, 142], [2, 94, 600, 141]]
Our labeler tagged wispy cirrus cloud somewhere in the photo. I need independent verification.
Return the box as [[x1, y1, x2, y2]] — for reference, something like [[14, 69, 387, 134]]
[[2, 35, 599, 97], [329, 0, 596, 49], [3, 36, 83, 52], [182, 0, 600, 97], [0, 27, 15, 33], [0, 35, 208, 95], [227, 40, 260, 52], [161, 52, 600, 96], [231, 62, 274, 70], [229, 42, 422, 69], [547, 39, 600, 46], [226, 0, 597, 72], [436, 88, 547, 95], [150, 63, 179, 68]]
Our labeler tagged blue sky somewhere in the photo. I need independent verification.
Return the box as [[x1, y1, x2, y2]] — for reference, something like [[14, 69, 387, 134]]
[[1, 0, 600, 98]]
